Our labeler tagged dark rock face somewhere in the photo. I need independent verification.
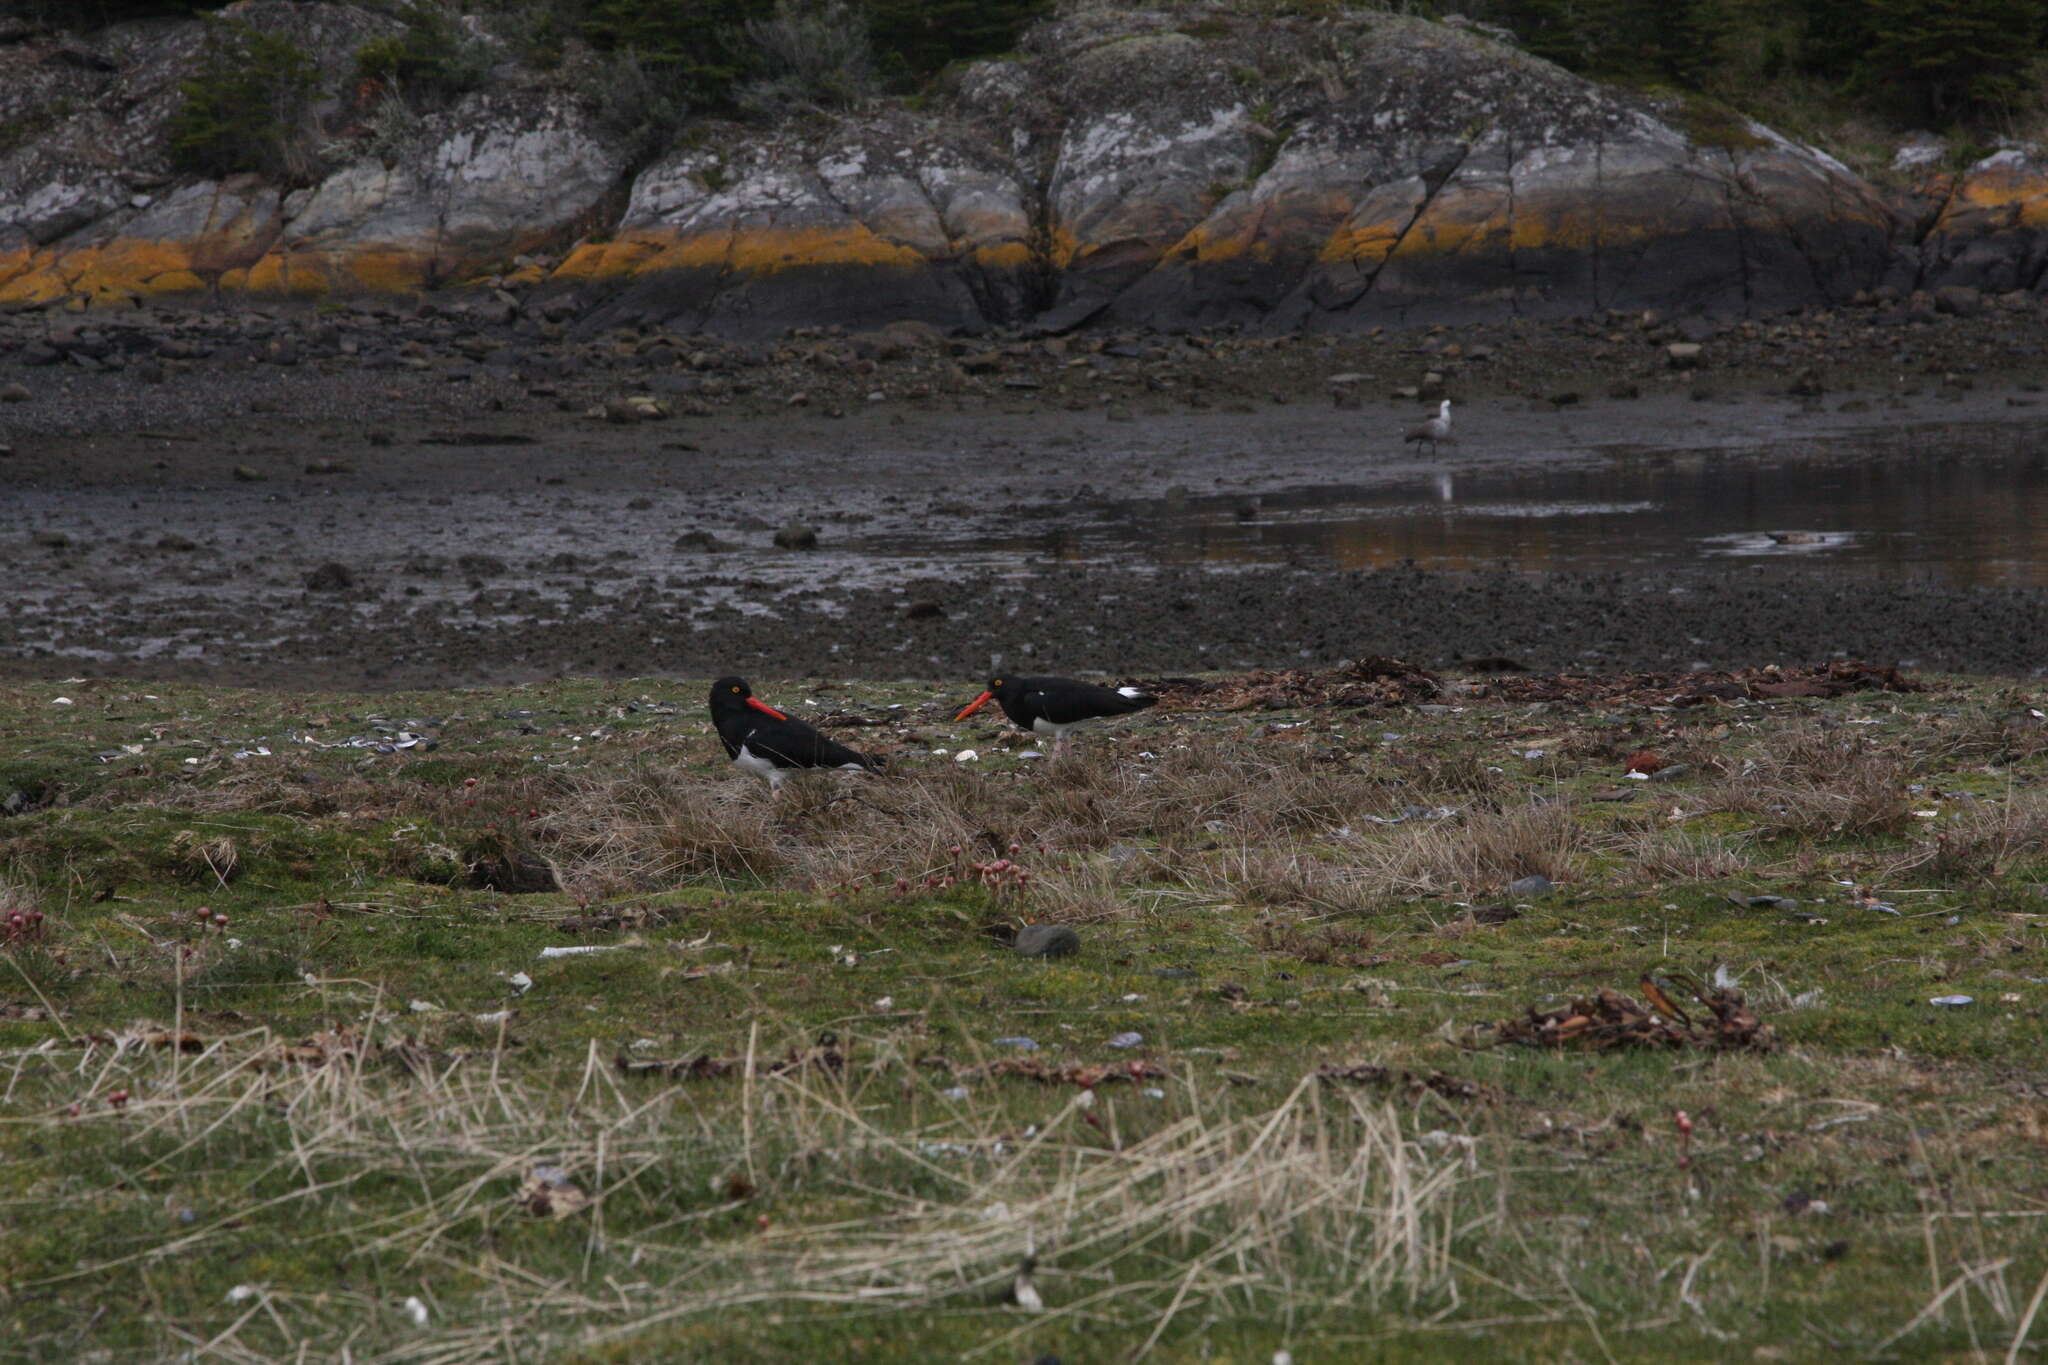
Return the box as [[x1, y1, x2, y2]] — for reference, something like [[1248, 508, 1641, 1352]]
[[0, 4, 2038, 334], [553, 12, 1900, 337], [1914, 150, 2048, 294]]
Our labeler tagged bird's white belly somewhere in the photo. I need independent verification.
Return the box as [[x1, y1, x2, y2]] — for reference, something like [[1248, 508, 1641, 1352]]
[[734, 744, 780, 779], [1031, 716, 1088, 738]]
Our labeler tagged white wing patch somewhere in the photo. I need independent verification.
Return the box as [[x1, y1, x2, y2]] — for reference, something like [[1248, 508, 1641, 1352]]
[[1117, 687, 1146, 699]]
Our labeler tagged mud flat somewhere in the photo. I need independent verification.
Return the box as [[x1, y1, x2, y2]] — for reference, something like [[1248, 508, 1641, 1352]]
[[5, 300, 2048, 687]]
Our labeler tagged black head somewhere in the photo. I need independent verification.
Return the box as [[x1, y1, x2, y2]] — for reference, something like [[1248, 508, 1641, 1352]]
[[710, 676, 786, 723]]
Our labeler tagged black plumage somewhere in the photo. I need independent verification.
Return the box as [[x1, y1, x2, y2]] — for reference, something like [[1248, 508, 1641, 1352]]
[[954, 675, 1157, 754], [708, 676, 883, 789]]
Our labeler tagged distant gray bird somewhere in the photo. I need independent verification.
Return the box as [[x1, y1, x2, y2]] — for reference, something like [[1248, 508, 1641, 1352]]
[[1403, 399, 1453, 454]]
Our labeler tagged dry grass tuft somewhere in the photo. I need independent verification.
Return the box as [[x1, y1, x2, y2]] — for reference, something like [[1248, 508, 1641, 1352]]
[[164, 830, 239, 885], [10, 1031, 1484, 1359], [1902, 789, 2048, 884], [1628, 828, 1759, 882], [1363, 799, 1592, 896], [1704, 728, 1914, 838], [547, 765, 789, 890]]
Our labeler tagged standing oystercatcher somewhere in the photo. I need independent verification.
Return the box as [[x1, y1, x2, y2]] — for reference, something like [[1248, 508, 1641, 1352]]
[[954, 675, 1158, 755], [1403, 399, 1452, 454], [708, 677, 884, 791]]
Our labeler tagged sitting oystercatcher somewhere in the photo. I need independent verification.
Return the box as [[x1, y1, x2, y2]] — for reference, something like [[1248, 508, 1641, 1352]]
[[954, 675, 1158, 755], [708, 676, 884, 791]]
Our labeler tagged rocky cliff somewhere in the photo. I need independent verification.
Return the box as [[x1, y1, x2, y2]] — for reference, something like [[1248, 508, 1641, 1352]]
[[1, 2, 2041, 336]]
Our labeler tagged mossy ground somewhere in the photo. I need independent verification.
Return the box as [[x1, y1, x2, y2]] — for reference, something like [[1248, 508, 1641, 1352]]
[[0, 673, 2044, 1362]]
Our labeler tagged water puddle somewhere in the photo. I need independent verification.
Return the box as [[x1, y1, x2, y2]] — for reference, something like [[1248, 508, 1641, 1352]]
[[863, 429, 2048, 586]]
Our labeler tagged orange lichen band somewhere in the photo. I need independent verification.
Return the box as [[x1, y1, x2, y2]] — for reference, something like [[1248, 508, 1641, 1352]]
[[0, 188, 1898, 306]]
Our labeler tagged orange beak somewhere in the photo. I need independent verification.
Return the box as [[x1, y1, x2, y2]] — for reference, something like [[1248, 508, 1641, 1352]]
[[745, 696, 788, 720], [954, 691, 994, 721]]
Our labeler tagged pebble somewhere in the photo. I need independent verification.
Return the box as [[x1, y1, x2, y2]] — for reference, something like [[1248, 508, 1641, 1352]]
[[0, 382, 29, 402], [304, 562, 354, 591], [772, 520, 819, 550], [673, 530, 735, 553], [1506, 874, 1554, 899]]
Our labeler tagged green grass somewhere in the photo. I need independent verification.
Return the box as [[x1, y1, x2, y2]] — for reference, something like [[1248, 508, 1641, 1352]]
[[1, 672, 2045, 1361]]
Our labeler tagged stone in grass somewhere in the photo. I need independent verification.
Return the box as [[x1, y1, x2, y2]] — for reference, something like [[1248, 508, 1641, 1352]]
[[1014, 924, 1080, 959], [1506, 874, 1555, 899]]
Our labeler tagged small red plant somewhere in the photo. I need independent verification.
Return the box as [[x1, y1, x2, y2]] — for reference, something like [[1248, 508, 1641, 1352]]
[[2, 906, 46, 945]]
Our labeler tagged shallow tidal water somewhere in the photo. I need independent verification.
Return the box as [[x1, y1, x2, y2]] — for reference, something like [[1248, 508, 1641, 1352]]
[[889, 421, 2048, 588]]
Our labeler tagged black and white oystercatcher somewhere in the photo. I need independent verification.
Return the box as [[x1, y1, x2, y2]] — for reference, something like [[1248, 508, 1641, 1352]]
[[954, 675, 1158, 755], [708, 676, 884, 791]]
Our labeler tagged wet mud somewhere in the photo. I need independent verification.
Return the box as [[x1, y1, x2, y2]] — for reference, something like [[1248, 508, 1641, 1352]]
[[4, 301, 2047, 687]]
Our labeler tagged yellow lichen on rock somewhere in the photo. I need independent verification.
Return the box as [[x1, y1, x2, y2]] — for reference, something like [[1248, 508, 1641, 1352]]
[[558, 226, 931, 282], [1944, 162, 2048, 229]]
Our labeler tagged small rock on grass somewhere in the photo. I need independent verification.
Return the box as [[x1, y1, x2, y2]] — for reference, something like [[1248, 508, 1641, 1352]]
[[0, 382, 29, 403], [1014, 924, 1080, 959], [1506, 874, 1554, 899]]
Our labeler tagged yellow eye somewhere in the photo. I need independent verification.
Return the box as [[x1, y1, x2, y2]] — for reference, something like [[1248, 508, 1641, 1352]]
[[731, 686, 741, 692], [992, 678, 1003, 687]]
